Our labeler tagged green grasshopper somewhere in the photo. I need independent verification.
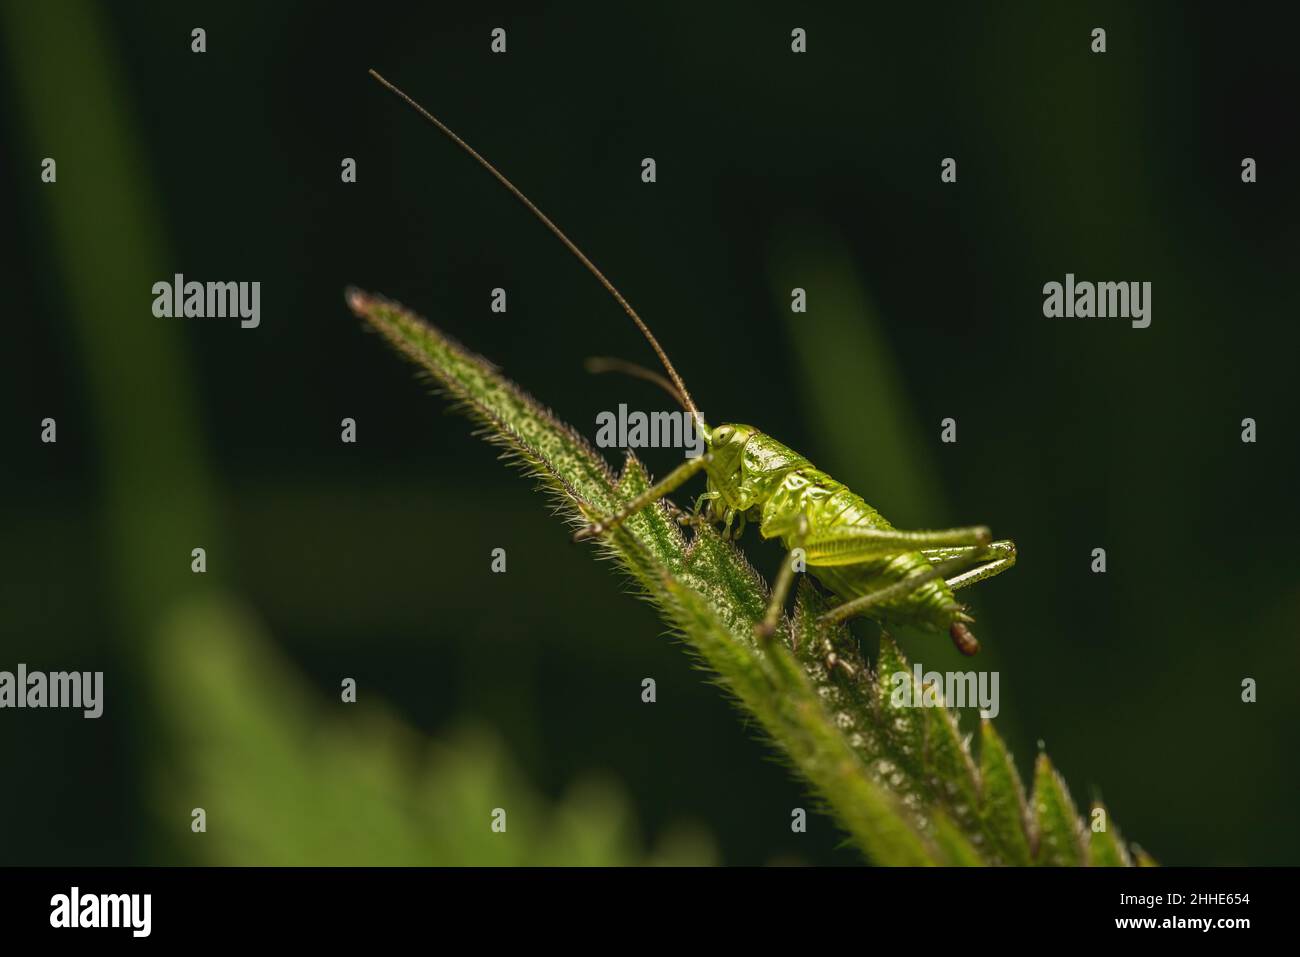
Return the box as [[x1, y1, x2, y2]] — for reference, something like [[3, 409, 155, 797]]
[[367, 70, 1016, 656]]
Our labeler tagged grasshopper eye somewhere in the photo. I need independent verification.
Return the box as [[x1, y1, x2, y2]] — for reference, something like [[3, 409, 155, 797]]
[[714, 426, 734, 444]]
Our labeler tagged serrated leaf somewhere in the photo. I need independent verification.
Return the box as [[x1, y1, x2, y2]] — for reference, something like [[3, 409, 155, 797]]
[[659, 575, 939, 866], [349, 289, 1141, 866], [1031, 753, 1088, 866], [1087, 802, 1133, 867], [977, 720, 1034, 866]]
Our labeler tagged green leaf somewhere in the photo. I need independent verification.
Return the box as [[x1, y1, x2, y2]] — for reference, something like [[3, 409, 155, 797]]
[[1088, 802, 1134, 867], [1031, 753, 1088, 866], [156, 592, 713, 866], [348, 289, 1141, 866], [978, 720, 1034, 866]]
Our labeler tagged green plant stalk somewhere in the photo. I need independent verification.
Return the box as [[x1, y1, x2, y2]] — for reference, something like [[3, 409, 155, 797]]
[[348, 288, 1142, 866]]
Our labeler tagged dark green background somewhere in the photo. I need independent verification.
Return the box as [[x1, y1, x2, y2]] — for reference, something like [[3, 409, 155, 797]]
[[2, 1, 1296, 865]]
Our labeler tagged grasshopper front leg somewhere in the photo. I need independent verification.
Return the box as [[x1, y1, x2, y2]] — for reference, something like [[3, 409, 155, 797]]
[[754, 512, 810, 642], [573, 453, 711, 542]]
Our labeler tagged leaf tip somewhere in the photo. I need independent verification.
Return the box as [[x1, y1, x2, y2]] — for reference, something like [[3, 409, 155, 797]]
[[344, 286, 371, 315]]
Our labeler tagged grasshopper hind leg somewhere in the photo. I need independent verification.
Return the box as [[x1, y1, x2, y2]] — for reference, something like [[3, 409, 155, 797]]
[[815, 541, 1015, 656], [926, 540, 1017, 656], [926, 540, 1017, 592]]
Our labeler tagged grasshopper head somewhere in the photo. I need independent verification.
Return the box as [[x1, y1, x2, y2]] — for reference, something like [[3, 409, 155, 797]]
[[705, 424, 815, 513], [702, 423, 763, 510]]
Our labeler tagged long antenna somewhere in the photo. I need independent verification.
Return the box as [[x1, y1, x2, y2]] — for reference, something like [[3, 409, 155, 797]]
[[584, 356, 688, 410], [368, 69, 704, 429]]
